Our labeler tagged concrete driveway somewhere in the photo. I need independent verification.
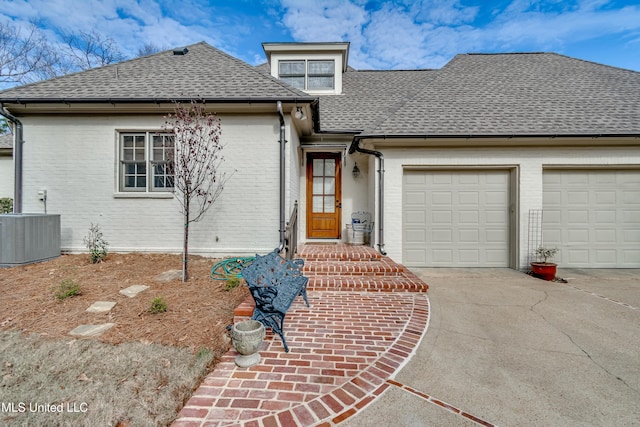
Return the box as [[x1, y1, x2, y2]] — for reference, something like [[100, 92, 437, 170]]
[[343, 268, 640, 426]]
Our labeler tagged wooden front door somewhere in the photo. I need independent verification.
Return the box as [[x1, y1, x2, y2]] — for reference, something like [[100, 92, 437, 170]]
[[306, 153, 342, 238]]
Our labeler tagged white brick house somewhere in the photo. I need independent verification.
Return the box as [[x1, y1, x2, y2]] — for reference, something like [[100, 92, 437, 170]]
[[1, 42, 639, 269]]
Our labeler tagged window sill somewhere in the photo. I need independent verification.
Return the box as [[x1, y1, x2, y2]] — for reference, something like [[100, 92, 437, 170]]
[[113, 192, 175, 199]]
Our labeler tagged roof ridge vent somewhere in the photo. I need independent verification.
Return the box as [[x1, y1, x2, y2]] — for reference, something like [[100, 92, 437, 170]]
[[173, 48, 189, 55]]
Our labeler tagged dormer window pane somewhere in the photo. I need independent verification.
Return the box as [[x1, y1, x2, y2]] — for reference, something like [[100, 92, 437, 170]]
[[309, 76, 333, 90], [279, 60, 305, 89], [282, 76, 305, 89], [280, 61, 305, 75], [308, 61, 333, 74], [308, 60, 334, 90]]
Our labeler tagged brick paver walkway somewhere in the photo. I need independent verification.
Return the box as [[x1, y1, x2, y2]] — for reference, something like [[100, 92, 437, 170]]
[[172, 245, 430, 427]]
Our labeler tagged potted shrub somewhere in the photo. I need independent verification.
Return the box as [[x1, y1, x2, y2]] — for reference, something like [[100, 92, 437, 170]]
[[530, 246, 559, 281]]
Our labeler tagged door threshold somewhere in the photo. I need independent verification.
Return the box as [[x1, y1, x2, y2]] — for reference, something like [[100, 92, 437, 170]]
[[304, 239, 343, 245]]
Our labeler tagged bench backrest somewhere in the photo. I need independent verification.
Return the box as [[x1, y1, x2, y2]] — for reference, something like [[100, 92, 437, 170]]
[[242, 251, 308, 313]]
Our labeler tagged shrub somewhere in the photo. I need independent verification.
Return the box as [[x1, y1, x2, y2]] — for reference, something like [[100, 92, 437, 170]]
[[149, 297, 168, 314], [0, 197, 12, 213], [83, 223, 109, 263], [535, 246, 559, 263], [223, 275, 242, 291], [55, 279, 81, 301]]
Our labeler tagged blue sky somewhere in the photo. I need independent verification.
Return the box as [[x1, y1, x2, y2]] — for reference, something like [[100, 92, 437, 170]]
[[1, 0, 639, 71]]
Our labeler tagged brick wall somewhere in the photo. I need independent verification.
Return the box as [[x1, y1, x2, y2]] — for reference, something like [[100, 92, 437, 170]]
[[20, 114, 283, 256]]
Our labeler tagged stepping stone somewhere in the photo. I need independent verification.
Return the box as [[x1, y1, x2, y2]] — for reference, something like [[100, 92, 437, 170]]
[[69, 323, 115, 337], [86, 301, 116, 313], [154, 269, 182, 282], [119, 285, 149, 298]]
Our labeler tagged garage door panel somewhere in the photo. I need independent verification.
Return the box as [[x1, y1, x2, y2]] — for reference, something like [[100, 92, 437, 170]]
[[432, 229, 452, 243], [624, 229, 640, 242], [595, 249, 617, 264], [624, 250, 640, 263], [623, 210, 640, 223], [459, 250, 479, 263], [459, 229, 479, 243], [432, 249, 453, 263], [543, 170, 640, 268], [432, 192, 452, 205], [405, 191, 425, 205], [486, 210, 507, 223], [568, 191, 589, 204], [459, 191, 479, 205], [432, 210, 452, 224], [405, 210, 426, 224], [403, 170, 510, 267], [486, 229, 507, 242], [459, 211, 479, 224], [596, 191, 616, 204], [405, 249, 426, 265], [405, 229, 426, 243], [596, 210, 616, 223], [595, 229, 616, 243]]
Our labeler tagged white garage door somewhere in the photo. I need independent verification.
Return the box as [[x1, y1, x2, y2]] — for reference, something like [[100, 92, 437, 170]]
[[543, 170, 640, 268], [403, 170, 510, 267]]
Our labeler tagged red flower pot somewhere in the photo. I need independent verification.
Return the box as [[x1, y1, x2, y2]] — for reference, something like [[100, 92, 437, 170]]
[[530, 262, 557, 281]]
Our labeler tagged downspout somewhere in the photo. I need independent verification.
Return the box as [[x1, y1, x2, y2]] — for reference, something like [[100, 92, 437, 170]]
[[276, 101, 286, 252], [348, 137, 386, 255], [0, 105, 23, 214]]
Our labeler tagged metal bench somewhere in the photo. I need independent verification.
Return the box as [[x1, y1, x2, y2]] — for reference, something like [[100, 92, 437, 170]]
[[241, 249, 310, 352]]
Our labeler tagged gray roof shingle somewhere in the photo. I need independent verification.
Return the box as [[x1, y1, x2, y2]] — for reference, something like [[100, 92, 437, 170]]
[[318, 69, 437, 132], [0, 42, 311, 102], [368, 53, 640, 136]]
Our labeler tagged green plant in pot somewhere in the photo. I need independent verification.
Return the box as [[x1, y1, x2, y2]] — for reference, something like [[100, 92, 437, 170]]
[[531, 246, 559, 281]]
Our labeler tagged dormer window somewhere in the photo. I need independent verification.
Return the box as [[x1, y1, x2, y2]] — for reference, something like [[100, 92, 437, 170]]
[[279, 60, 335, 90], [263, 42, 349, 95]]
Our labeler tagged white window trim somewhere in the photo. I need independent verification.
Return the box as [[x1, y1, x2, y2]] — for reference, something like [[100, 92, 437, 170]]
[[277, 58, 337, 93], [115, 130, 175, 196]]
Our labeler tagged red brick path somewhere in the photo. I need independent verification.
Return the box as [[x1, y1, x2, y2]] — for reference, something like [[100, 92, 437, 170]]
[[172, 244, 430, 426]]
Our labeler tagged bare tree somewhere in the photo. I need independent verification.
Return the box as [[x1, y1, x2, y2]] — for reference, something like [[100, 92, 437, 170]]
[[59, 30, 125, 71], [136, 43, 164, 57], [1, 21, 129, 86], [163, 100, 232, 282], [0, 21, 52, 85]]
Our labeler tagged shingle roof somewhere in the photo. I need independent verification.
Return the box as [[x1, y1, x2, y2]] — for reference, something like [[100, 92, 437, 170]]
[[0, 133, 12, 149], [318, 69, 437, 132], [0, 42, 311, 102], [369, 53, 640, 136]]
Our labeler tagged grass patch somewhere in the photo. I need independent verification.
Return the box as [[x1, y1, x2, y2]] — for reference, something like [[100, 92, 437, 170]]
[[54, 279, 81, 301], [0, 331, 213, 426], [149, 296, 168, 314], [223, 275, 242, 292]]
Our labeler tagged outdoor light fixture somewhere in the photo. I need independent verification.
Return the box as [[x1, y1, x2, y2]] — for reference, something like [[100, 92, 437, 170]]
[[352, 162, 360, 179], [294, 107, 307, 120]]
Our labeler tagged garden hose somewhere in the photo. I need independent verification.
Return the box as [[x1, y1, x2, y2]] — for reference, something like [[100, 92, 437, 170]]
[[210, 257, 256, 280]]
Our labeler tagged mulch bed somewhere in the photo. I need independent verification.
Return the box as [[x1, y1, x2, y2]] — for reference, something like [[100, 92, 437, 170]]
[[0, 253, 249, 358]]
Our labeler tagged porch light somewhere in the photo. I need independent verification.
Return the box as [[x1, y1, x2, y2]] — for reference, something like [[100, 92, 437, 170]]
[[352, 162, 360, 179], [294, 107, 306, 120]]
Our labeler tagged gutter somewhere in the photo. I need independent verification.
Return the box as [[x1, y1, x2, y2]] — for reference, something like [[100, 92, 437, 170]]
[[276, 101, 286, 252], [0, 97, 317, 105], [0, 105, 23, 213], [348, 136, 386, 255]]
